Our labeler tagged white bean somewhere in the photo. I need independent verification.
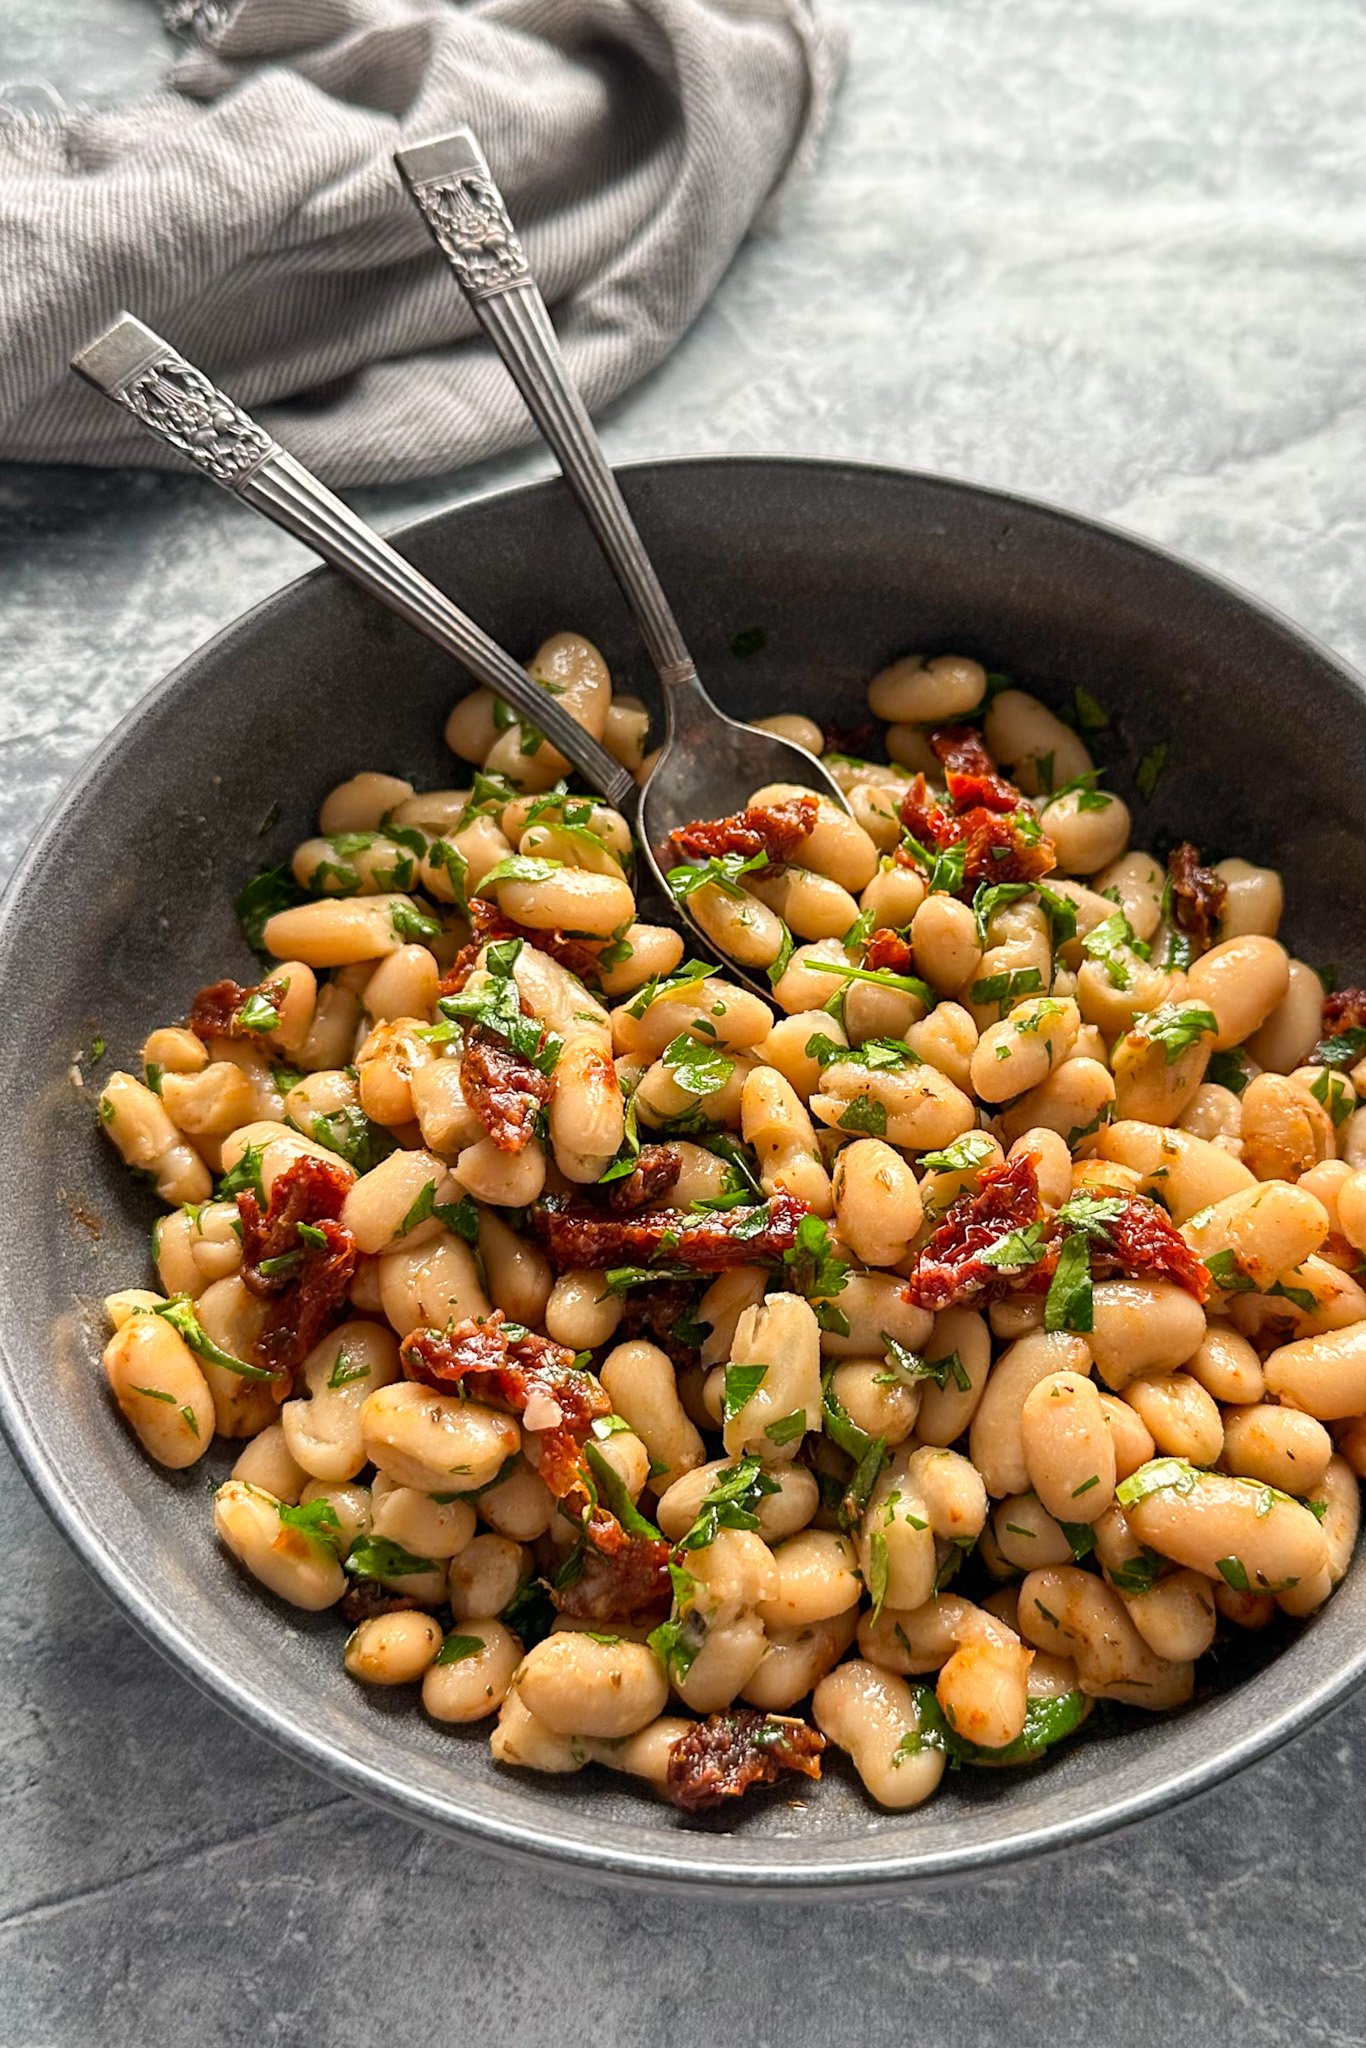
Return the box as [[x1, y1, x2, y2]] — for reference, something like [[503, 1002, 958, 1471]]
[[214, 1480, 347, 1610], [812, 1660, 947, 1809]]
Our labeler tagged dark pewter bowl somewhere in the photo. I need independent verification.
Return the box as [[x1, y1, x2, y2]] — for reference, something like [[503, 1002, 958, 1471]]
[[2, 457, 1364, 1894]]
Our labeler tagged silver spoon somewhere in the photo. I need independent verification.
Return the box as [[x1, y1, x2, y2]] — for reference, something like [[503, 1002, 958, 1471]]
[[395, 128, 851, 994], [70, 315, 636, 813]]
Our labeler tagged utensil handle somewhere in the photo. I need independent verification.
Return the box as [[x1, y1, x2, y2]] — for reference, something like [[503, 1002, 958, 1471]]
[[69, 316, 636, 811], [397, 131, 707, 715]]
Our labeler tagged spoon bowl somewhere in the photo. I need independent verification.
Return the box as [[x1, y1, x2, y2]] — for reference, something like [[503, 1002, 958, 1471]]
[[633, 667, 851, 996]]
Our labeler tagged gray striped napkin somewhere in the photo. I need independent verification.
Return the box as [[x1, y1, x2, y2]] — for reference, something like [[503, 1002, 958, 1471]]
[[0, 0, 845, 485]]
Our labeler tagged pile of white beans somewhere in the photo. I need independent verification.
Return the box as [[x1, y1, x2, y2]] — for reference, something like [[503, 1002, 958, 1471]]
[[94, 631, 1366, 1815]]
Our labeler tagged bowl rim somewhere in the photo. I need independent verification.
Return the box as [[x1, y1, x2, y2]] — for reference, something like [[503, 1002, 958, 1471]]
[[2, 451, 1364, 1894]]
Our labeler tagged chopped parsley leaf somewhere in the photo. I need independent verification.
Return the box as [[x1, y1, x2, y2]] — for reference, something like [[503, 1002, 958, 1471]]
[[721, 1362, 769, 1423], [390, 900, 442, 944], [970, 966, 1044, 1008], [308, 1105, 398, 1174], [1044, 1230, 1093, 1332], [1136, 742, 1169, 800], [344, 1535, 438, 1581], [971, 881, 1034, 947], [837, 1095, 888, 1136], [919, 1131, 998, 1174], [235, 864, 304, 954], [660, 1032, 736, 1100], [666, 850, 769, 902], [977, 1222, 1050, 1272], [1135, 1002, 1219, 1066], [434, 1633, 485, 1666], [1080, 908, 1148, 989], [154, 1295, 275, 1380]]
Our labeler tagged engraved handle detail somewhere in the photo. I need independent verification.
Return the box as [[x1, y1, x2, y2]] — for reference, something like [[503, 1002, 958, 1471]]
[[416, 170, 530, 299], [70, 316, 635, 809], [125, 357, 278, 484], [72, 322, 278, 487], [397, 129, 705, 711]]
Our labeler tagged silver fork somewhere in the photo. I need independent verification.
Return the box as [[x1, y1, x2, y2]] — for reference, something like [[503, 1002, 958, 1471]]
[[70, 316, 636, 812], [395, 130, 851, 994]]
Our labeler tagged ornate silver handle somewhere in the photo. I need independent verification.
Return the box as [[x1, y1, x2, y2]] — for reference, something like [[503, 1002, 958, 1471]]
[[396, 131, 705, 708], [69, 316, 637, 811]]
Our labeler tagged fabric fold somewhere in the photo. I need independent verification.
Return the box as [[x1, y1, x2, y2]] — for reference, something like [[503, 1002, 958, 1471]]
[[0, 0, 845, 483]]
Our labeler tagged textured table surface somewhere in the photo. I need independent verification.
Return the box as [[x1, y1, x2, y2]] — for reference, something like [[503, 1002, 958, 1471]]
[[3, 2, 1366, 2041]]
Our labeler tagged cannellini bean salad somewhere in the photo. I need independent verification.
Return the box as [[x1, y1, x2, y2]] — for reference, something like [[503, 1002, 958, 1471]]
[[93, 632, 1366, 1817]]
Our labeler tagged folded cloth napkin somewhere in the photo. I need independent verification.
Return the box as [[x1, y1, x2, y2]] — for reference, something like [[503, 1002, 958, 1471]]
[[0, 0, 844, 484]]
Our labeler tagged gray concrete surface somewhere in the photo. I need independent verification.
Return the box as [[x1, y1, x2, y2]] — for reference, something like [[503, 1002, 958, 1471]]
[[3, 2, 1366, 2041]]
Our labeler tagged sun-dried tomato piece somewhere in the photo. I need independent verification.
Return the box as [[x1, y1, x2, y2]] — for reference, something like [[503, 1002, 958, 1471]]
[[1166, 843, 1227, 949], [930, 726, 1022, 814], [504, 923, 603, 984], [237, 1155, 358, 1378], [930, 725, 996, 780], [897, 776, 956, 853], [863, 927, 916, 974], [552, 1505, 672, 1626], [665, 1709, 825, 1813], [1321, 988, 1366, 1036], [188, 973, 289, 1043], [604, 1144, 683, 1213], [460, 1024, 553, 1154], [340, 1583, 427, 1626], [189, 979, 250, 1039], [239, 1153, 350, 1286], [437, 921, 508, 999], [1093, 1196, 1210, 1304], [669, 814, 764, 859], [904, 1154, 1045, 1311], [535, 1191, 811, 1275], [670, 794, 819, 866], [958, 807, 1057, 886], [821, 720, 877, 758], [401, 1312, 609, 1498], [616, 1279, 707, 1372], [1310, 988, 1366, 1066], [897, 778, 1056, 891], [1321, 1229, 1362, 1275]]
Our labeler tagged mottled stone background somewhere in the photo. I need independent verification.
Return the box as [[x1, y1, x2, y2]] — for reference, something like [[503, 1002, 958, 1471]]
[[2, 2, 1364, 2041]]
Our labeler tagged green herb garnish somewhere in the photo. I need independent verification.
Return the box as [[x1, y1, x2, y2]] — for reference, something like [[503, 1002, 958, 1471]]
[[919, 1131, 998, 1174], [344, 1535, 438, 1581], [236, 864, 305, 953], [153, 1296, 276, 1381], [660, 1032, 736, 1100], [308, 1105, 397, 1174], [1044, 1231, 1093, 1333], [434, 1633, 485, 1666], [666, 850, 770, 902], [327, 1343, 371, 1390], [1136, 742, 1169, 800], [971, 881, 1034, 947], [277, 1497, 343, 1553], [1133, 1003, 1219, 1066], [721, 1363, 769, 1424], [390, 900, 442, 943], [1080, 909, 1148, 990]]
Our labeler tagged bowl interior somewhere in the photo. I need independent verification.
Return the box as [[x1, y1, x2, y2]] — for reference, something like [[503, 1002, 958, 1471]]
[[2, 457, 1364, 1891]]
